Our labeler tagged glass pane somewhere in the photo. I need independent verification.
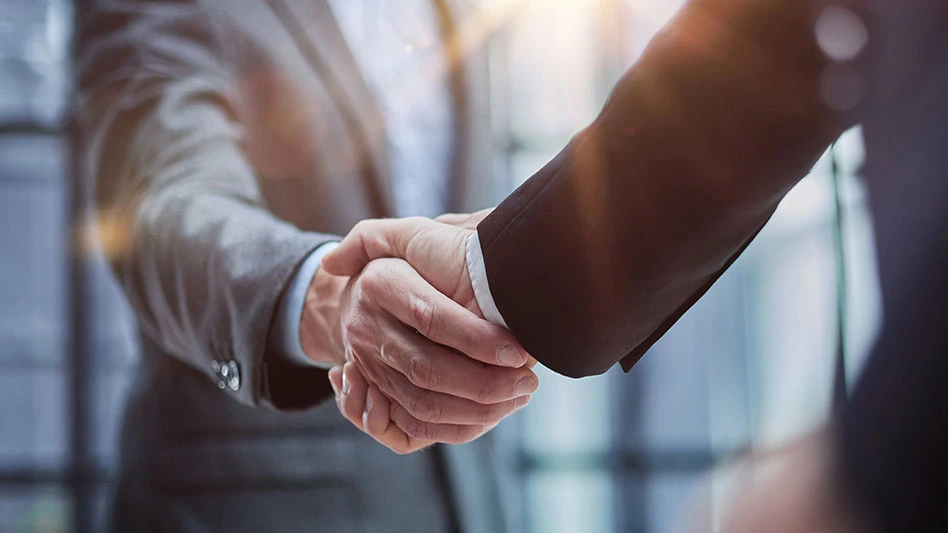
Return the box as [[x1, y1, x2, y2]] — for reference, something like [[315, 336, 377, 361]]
[[0, 369, 67, 470], [743, 217, 838, 445], [0, 136, 67, 368], [617, 265, 752, 455], [510, 150, 558, 188], [525, 470, 614, 533], [521, 367, 613, 456], [620, 471, 706, 533], [0, 0, 72, 127], [504, 0, 602, 144], [0, 487, 70, 533], [618, 0, 687, 68], [841, 197, 882, 386]]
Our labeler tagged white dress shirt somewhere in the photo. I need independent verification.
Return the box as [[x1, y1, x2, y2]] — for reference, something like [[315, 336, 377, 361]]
[[276, 0, 456, 367], [465, 232, 508, 328]]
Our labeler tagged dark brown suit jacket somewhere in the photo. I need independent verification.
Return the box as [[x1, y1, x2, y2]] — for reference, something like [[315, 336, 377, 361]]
[[478, 0, 948, 530]]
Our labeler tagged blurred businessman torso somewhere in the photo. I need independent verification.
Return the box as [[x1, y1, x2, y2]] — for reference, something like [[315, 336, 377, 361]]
[[77, 1, 507, 532]]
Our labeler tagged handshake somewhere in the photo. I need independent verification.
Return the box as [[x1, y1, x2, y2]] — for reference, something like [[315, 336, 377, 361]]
[[301, 209, 538, 454]]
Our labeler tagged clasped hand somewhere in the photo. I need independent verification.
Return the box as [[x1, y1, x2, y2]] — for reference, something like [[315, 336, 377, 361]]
[[301, 211, 537, 454]]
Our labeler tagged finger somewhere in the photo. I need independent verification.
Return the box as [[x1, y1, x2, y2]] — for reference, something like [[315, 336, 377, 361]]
[[339, 363, 368, 431], [362, 383, 393, 436], [366, 259, 530, 367], [390, 402, 490, 445], [379, 319, 538, 403], [361, 359, 532, 425], [328, 366, 343, 395], [362, 386, 433, 455], [329, 366, 347, 422], [321, 217, 434, 277]]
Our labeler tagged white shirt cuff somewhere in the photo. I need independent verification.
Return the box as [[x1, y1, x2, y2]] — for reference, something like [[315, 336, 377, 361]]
[[275, 242, 341, 369], [466, 232, 509, 329]]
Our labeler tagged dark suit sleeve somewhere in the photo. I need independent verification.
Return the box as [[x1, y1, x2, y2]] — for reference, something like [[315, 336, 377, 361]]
[[76, 3, 335, 410], [477, 0, 851, 377]]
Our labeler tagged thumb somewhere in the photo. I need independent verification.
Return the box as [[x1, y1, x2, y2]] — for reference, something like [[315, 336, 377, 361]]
[[321, 217, 432, 277]]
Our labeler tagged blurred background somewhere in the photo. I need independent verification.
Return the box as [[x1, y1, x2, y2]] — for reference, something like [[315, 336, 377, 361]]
[[0, 0, 881, 531]]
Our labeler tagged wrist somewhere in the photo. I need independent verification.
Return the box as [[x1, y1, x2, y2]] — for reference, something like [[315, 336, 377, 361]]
[[459, 246, 482, 317], [300, 268, 349, 367], [444, 228, 479, 315]]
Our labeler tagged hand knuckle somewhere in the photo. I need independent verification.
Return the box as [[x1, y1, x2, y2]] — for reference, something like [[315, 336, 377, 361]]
[[375, 372, 398, 397], [410, 297, 437, 337], [407, 391, 437, 422], [407, 355, 434, 389], [403, 418, 429, 441], [358, 268, 383, 296], [342, 315, 365, 341], [475, 380, 495, 404]]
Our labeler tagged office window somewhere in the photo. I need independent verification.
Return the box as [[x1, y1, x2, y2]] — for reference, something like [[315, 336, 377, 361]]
[[0, 0, 72, 531], [1, 1, 138, 530]]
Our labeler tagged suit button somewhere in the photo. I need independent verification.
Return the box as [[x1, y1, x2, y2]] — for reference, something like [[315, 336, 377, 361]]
[[211, 360, 241, 392]]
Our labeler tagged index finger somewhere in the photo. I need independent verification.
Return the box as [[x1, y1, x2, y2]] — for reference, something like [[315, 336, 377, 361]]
[[363, 258, 531, 368], [379, 319, 538, 403]]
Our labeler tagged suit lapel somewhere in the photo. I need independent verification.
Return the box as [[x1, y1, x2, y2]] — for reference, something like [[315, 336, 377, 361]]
[[265, 0, 396, 217]]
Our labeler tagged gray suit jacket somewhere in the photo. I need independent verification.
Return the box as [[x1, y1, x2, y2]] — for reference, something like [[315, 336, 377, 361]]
[[76, 1, 510, 531]]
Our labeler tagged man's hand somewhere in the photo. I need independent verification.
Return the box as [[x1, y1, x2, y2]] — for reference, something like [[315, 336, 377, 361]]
[[320, 213, 485, 313], [303, 254, 537, 455]]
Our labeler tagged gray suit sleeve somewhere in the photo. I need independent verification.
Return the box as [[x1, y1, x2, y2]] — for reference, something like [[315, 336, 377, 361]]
[[76, 3, 335, 409]]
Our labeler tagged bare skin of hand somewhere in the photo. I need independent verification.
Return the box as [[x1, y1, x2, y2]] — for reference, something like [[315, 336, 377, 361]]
[[320, 214, 484, 313], [302, 253, 537, 455]]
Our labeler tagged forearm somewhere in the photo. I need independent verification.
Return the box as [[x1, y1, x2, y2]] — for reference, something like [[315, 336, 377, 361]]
[[78, 13, 336, 407], [476, 0, 851, 377], [272, 243, 349, 369], [124, 175, 334, 403], [299, 268, 349, 367]]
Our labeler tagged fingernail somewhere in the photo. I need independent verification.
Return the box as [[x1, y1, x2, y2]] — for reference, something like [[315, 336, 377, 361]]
[[498, 345, 524, 367], [515, 376, 537, 397], [515, 395, 531, 409], [329, 371, 340, 395], [342, 372, 351, 396]]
